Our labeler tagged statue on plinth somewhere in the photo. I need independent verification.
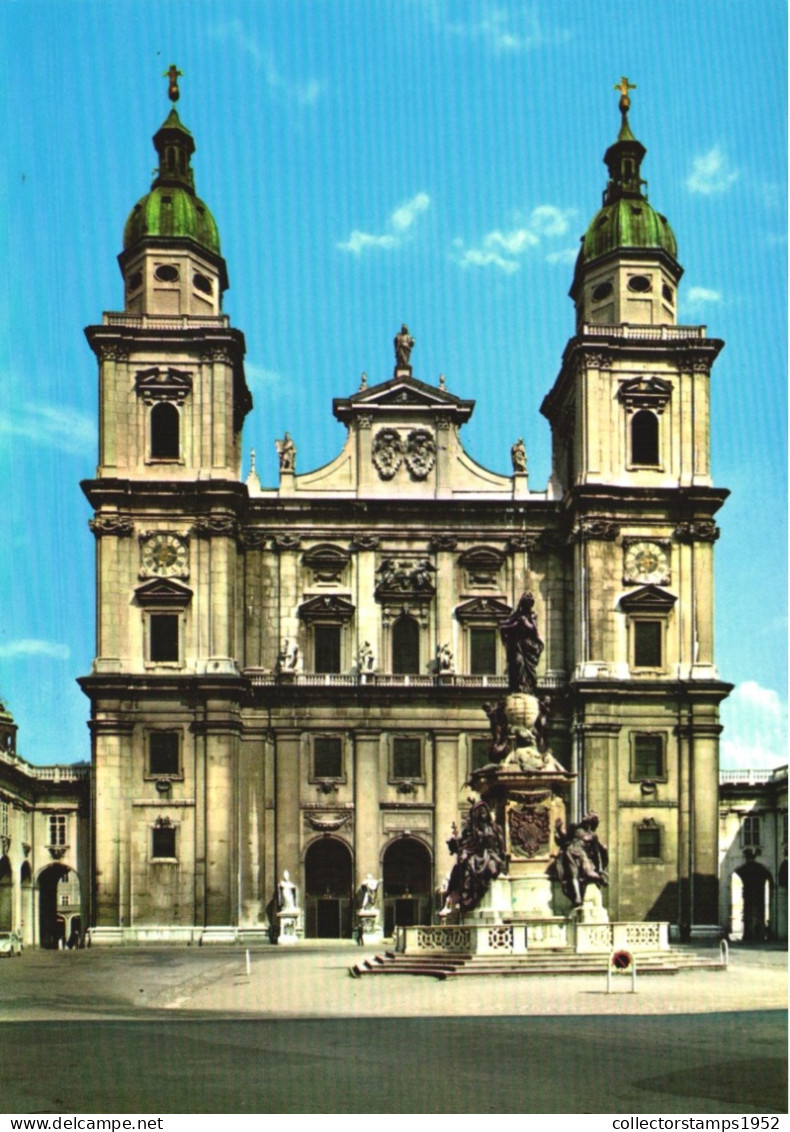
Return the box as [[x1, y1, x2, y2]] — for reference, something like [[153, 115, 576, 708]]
[[275, 432, 296, 472], [553, 812, 609, 908], [394, 324, 415, 371], [277, 870, 298, 910], [359, 873, 380, 910]]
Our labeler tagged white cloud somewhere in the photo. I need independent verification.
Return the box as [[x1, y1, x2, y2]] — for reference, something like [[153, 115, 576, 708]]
[[337, 231, 398, 255], [685, 147, 739, 195], [545, 247, 578, 266], [720, 681, 787, 770], [430, 4, 572, 53], [0, 639, 70, 660], [685, 286, 722, 306], [528, 205, 574, 237], [391, 193, 431, 232], [211, 19, 324, 107], [338, 194, 430, 255], [455, 203, 575, 272], [0, 402, 95, 457]]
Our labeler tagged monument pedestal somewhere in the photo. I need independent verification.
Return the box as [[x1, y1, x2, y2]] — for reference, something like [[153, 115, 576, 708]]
[[358, 909, 382, 944], [276, 910, 301, 944]]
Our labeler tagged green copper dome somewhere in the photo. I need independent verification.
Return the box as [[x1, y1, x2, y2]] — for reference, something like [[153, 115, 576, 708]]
[[581, 196, 677, 263], [122, 108, 221, 256], [575, 100, 678, 278]]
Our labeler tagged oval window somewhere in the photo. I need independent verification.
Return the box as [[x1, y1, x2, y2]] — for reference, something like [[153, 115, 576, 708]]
[[627, 275, 652, 293], [154, 264, 179, 283], [127, 270, 143, 293], [193, 272, 213, 296], [662, 283, 674, 304], [592, 281, 613, 302]]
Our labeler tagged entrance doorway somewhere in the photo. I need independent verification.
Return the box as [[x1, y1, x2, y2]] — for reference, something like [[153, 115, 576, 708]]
[[304, 839, 353, 939], [38, 864, 81, 949], [730, 861, 773, 941], [382, 838, 432, 936]]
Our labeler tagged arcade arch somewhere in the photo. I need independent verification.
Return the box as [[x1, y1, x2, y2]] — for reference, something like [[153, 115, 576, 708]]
[[382, 836, 432, 936], [303, 838, 353, 939]]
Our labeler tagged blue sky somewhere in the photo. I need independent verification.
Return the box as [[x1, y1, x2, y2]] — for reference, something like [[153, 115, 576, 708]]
[[0, 0, 786, 769]]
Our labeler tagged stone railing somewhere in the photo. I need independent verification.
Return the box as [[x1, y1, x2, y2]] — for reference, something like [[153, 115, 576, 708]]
[[582, 323, 707, 341], [397, 919, 669, 956], [720, 767, 786, 786], [243, 670, 565, 692], [102, 313, 231, 331], [28, 765, 90, 782]]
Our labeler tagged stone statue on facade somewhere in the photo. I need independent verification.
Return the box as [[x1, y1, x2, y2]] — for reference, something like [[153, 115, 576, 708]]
[[553, 812, 609, 908], [500, 591, 544, 694], [436, 643, 453, 672], [275, 432, 296, 472], [511, 437, 527, 473], [358, 641, 375, 673], [394, 324, 415, 370], [277, 638, 300, 672], [440, 797, 506, 914], [359, 873, 380, 910], [277, 870, 298, 911]]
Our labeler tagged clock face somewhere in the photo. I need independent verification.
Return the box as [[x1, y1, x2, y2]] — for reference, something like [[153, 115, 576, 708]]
[[624, 541, 669, 585], [141, 533, 188, 578]]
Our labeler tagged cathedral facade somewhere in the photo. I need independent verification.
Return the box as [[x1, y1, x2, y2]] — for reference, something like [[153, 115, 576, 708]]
[[79, 82, 730, 942]]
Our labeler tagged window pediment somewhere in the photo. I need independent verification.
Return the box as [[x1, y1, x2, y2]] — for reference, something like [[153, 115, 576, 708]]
[[302, 544, 351, 584], [619, 584, 677, 613], [298, 595, 355, 624], [455, 597, 512, 623], [136, 367, 193, 404], [617, 376, 672, 414], [135, 578, 193, 608]]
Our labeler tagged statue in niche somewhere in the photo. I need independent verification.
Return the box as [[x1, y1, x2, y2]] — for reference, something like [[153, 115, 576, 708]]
[[500, 591, 544, 694], [511, 437, 527, 473], [394, 324, 415, 369], [553, 812, 609, 908], [275, 432, 296, 472], [440, 797, 506, 914]]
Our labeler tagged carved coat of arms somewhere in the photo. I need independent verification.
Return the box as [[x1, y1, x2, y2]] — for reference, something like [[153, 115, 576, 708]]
[[372, 429, 403, 480], [508, 805, 550, 858], [404, 429, 436, 480]]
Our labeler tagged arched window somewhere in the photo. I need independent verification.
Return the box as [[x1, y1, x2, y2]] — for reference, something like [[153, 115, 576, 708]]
[[392, 616, 420, 674], [150, 402, 180, 460], [631, 410, 659, 466], [304, 838, 353, 939]]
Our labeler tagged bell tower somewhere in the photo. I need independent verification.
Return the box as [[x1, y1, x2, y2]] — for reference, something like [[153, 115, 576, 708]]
[[80, 71, 252, 935], [541, 81, 731, 936]]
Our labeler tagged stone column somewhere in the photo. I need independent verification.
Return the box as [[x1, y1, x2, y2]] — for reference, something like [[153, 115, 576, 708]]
[[433, 730, 460, 895], [90, 721, 133, 928], [690, 720, 723, 934], [274, 729, 302, 886], [580, 721, 620, 914], [203, 716, 239, 925]]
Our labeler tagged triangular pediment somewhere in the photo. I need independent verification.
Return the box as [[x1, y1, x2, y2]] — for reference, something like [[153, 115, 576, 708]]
[[617, 376, 673, 411], [135, 366, 193, 403], [298, 594, 355, 622], [455, 597, 512, 622], [334, 373, 474, 424], [619, 584, 677, 613], [135, 578, 193, 607]]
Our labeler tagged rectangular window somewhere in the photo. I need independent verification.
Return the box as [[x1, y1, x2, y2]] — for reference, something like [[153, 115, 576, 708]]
[[0, 801, 8, 837], [633, 620, 662, 668], [742, 814, 761, 848], [49, 814, 67, 846], [470, 737, 491, 772], [632, 734, 665, 780], [392, 737, 422, 780], [313, 736, 343, 779], [148, 732, 180, 777], [314, 625, 341, 674], [149, 614, 179, 663], [152, 825, 176, 859], [470, 628, 497, 675], [636, 824, 661, 860]]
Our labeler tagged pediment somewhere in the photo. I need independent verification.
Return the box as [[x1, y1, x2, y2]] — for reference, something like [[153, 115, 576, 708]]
[[458, 546, 506, 568], [135, 366, 193, 403], [135, 578, 193, 607], [334, 373, 474, 425], [298, 595, 355, 623], [455, 597, 512, 623], [617, 376, 673, 412], [619, 584, 677, 613]]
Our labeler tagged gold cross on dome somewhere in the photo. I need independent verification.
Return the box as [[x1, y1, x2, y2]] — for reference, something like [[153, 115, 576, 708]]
[[164, 64, 183, 102], [615, 76, 636, 112]]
